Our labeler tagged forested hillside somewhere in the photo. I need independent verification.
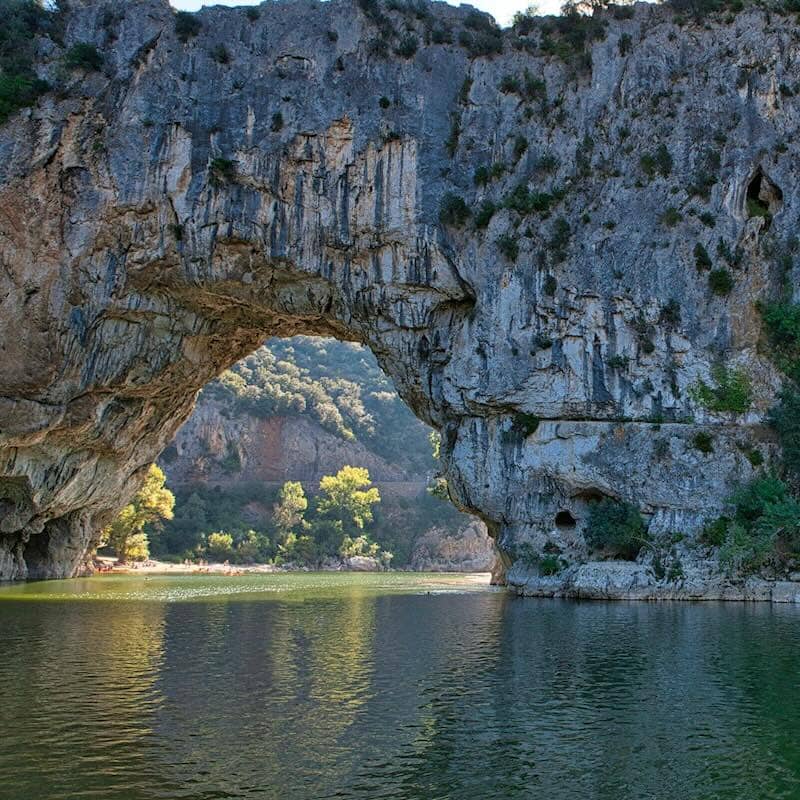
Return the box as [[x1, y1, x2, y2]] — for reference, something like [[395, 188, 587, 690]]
[[197, 337, 435, 476]]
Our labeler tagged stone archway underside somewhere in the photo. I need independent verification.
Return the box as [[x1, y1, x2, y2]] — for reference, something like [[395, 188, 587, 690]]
[[0, 0, 791, 579]]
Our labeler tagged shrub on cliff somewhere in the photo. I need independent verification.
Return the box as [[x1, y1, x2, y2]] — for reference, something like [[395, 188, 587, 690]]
[[769, 389, 800, 479], [439, 193, 470, 227], [690, 365, 751, 413], [496, 233, 519, 262], [0, 0, 54, 121], [709, 268, 734, 295], [585, 498, 648, 560], [395, 33, 418, 57], [711, 477, 800, 575], [474, 200, 496, 229], [640, 144, 673, 180], [175, 10, 202, 42], [761, 301, 800, 382], [538, 9, 605, 71], [64, 42, 103, 71], [458, 11, 502, 58]]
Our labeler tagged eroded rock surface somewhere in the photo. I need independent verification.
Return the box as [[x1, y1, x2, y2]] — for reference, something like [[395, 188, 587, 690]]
[[0, 0, 797, 586]]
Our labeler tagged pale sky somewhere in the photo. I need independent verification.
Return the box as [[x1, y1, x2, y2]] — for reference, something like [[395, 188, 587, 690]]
[[170, 0, 563, 28]]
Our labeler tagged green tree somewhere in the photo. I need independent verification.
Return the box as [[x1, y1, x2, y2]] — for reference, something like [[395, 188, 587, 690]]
[[205, 531, 234, 561], [339, 534, 380, 558], [272, 481, 308, 543], [316, 466, 381, 533], [104, 464, 175, 562], [277, 532, 318, 565]]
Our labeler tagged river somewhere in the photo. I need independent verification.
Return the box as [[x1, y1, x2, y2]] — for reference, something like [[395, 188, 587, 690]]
[[0, 573, 798, 799]]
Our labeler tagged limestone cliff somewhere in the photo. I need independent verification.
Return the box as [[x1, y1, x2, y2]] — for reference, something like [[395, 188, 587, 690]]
[[0, 0, 797, 592]]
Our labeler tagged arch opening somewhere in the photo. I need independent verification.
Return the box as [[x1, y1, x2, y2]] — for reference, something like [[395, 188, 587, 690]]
[[137, 335, 497, 575]]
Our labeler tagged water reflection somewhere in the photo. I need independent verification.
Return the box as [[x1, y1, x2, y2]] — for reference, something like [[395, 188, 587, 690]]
[[0, 601, 166, 800], [1, 578, 799, 800]]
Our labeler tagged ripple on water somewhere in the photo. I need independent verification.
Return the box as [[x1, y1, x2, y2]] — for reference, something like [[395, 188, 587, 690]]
[[0, 576, 799, 800]]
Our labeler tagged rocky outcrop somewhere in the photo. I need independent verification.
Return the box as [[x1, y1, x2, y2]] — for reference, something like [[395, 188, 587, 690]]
[[409, 519, 496, 572], [507, 562, 800, 602], [163, 397, 413, 488], [0, 0, 797, 585]]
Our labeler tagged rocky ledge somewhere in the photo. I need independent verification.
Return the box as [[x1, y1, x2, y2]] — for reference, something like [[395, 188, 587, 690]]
[[508, 563, 800, 602], [1, 0, 800, 589]]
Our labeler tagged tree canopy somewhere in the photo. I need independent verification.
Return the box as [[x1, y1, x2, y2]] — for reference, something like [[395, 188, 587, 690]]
[[104, 464, 175, 562], [317, 466, 381, 533]]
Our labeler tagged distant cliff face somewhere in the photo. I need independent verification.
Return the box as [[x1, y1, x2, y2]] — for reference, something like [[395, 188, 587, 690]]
[[0, 0, 797, 586], [165, 401, 411, 487]]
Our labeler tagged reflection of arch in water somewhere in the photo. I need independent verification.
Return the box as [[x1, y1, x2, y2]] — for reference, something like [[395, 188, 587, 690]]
[[147, 590, 379, 795]]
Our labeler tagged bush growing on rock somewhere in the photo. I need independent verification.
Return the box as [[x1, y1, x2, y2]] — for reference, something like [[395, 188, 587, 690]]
[[694, 243, 712, 271], [175, 10, 202, 42], [661, 207, 682, 227], [0, 0, 54, 123], [640, 144, 673, 180], [710, 477, 800, 575], [607, 354, 629, 370], [769, 389, 800, 478], [499, 74, 521, 94], [512, 135, 528, 162], [439, 193, 470, 227], [709, 268, 734, 294], [458, 11, 503, 58], [513, 412, 540, 437], [539, 554, 563, 575], [761, 301, 800, 381], [496, 233, 519, 261], [209, 157, 236, 185], [64, 43, 103, 71], [690, 366, 751, 413], [585, 498, 648, 560], [538, 10, 605, 71], [474, 200, 496, 229], [395, 33, 418, 57], [692, 431, 714, 454], [211, 44, 230, 64]]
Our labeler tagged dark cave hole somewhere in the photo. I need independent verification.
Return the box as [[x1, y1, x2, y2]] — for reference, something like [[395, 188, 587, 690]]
[[746, 168, 782, 222], [555, 510, 577, 529]]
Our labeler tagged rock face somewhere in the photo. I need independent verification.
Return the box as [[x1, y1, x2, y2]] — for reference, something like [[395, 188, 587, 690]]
[[409, 519, 496, 572], [164, 397, 413, 488], [0, 0, 797, 586]]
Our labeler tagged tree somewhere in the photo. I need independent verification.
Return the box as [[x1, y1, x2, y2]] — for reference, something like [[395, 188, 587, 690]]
[[272, 481, 308, 544], [277, 532, 318, 565], [205, 531, 234, 561], [104, 464, 175, 562], [339, 534, 380, 559], [316, 466, 381, 533]]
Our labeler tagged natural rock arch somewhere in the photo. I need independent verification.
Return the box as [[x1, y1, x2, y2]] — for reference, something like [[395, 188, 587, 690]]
[[0, 0, 793, 582]]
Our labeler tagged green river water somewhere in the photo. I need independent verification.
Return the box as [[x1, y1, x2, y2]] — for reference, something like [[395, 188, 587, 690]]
[[0, 572, 798, 800]]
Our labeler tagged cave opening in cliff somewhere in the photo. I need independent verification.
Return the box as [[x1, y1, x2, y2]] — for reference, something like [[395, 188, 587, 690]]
[[746, 168, 782, 221], [152, 334, 496, 575], [554, 510, 577, 529]]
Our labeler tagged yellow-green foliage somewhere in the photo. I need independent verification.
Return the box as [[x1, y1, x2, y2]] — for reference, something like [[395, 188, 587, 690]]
[[104, 464, 175, 561]]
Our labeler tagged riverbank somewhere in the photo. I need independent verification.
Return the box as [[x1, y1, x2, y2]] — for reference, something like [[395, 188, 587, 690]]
[[507, 561, 800, 603], [94, 557, 494, 577]]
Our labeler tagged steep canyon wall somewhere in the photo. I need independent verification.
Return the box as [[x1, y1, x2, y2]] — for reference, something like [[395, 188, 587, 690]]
[[0, 0, 797, 592]]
